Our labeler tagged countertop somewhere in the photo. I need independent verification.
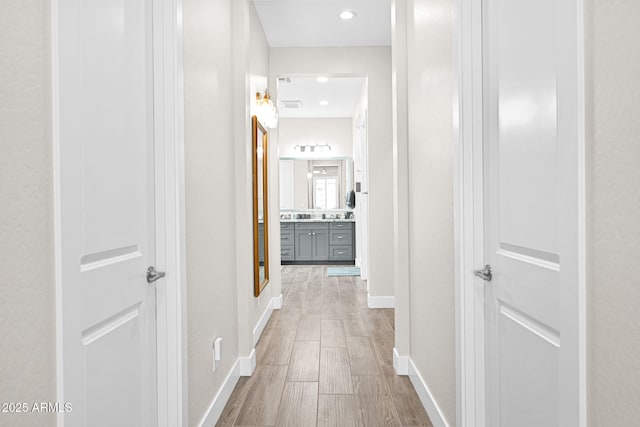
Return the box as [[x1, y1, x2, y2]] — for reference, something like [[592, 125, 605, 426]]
[[280, 218, 355, 223]]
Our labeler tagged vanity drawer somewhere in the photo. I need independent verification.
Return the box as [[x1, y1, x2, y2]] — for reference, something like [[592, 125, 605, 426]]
[[280, 222, 294, 230], [329, 222, 353, 231], [295, 222, 329, 230], [330, 230, 353, 245], [329, 246, 353, 261], [281, 245, 295, 261], [280, 230, 294, 244]]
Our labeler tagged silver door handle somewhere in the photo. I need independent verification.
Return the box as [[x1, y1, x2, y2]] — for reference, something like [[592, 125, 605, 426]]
[[147, 266, 166, 283], [473, 265, 492, 281]]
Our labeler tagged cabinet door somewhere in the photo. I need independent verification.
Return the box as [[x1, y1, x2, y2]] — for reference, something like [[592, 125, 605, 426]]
[[313, 230, 330, 261], [295, 230, 314, 261]]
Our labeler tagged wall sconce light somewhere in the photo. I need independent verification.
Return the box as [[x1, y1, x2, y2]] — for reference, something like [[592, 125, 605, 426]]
[[293, 143, 332, 154], [255, 89, 278, 129]]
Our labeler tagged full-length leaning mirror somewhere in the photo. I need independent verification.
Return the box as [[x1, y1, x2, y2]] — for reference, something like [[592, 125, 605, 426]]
[[252, 116, 270, 297]]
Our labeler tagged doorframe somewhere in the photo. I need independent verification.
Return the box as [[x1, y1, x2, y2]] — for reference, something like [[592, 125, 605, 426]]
[[453, 0, 587, 426], [51, 0, 188, 426]]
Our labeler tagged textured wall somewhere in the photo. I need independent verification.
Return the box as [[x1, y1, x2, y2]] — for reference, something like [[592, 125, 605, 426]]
[[0, 1, 55, 426], [586, 0, 640, 425], [406, 0, 456, 424], [183, 0, 240, 423]]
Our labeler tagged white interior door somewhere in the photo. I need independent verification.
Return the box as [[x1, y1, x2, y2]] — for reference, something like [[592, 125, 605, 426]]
[[57, 0, 158, 425], [482, 0, 580, 425]]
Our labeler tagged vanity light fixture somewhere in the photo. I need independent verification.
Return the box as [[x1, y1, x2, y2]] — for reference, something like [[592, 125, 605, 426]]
[[294, 143, 332, 154], [319, 100, 329, 106], [339, 10, 357, 20], [255, 89, 278, 129], [316, 76, 329, 83]]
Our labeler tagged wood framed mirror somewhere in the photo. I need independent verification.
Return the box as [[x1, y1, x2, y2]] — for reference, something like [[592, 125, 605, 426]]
[[252, 116, 269, 296]]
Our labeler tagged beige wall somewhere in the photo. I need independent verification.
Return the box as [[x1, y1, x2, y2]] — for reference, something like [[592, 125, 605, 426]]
[[0, 1, 56, 427], [586, 0, 640, 425], [270, 47, 394, 298], [402, 0, 457, 424], [279, 118, 354, 158]]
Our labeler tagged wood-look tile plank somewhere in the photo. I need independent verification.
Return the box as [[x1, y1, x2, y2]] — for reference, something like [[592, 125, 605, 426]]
[[321, 319, 347, 348], [347, 336, 383, 376], [372, 327, 395, 366], [343, 312, 369, 337], [322, 294, 343, 319], [286, 340, 320, 381], [277, 308, 301, 332], [274, 382, 318, 427], [353, 375, 402, 427], [259, 329, 296, 366], [382, 308, 395, 331], [215, 376, 250, 426], [234, 365, 287, 426], [296, 315, 322, 341], [318, 395, 364, 427], [385, 374, 433, 426], [319, 347, 354, 394]]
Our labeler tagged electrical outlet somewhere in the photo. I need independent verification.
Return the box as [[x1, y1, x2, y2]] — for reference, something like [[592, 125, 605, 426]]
[[212, 337, 222, 373]]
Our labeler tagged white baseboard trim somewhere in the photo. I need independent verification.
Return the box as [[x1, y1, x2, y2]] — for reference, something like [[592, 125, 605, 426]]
[[367, 294, 395, 308], [252, 295, 282, 347], [273, 293, 283, 309], [393, 348, 409, 375], [408, 358, 450, 427], [197, 359, 241, 427], [237, 348, 256, 376], [253, 300, 274, 347]]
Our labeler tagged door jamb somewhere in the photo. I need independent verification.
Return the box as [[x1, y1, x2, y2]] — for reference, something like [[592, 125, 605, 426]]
[[453, 0, 486, 425], [52, 1, 187, 426], [453, 0, 587, 426], [153, 1, 187, 426]]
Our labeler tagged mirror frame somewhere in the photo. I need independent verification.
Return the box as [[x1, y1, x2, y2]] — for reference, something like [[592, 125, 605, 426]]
[[252, 116, 270, 297]]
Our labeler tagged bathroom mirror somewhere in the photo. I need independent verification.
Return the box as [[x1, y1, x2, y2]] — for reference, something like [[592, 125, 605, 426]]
[[279, 158, 353, 210], [252, 116, 269, 296]]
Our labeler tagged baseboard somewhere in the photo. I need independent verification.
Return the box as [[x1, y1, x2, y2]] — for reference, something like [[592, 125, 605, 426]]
[[367, 293, 395, 308], [253, 300, 274, 347], [272, 293, 283, 309], [237, 348, 256, 376], [393, 348, 409, 375], [197, 359, 241, 427], [408, 358, 450, 427]]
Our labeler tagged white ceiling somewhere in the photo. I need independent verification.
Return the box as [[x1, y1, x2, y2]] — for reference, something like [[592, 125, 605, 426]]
[[277, 76, 365, 118], [253, 0, 392, 48]]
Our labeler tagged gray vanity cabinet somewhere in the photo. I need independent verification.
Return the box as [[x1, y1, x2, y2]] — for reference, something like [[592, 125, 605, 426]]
[[280, 222, 295, 261], [280, 220, 354, 263], [294, 222, 329, 261]]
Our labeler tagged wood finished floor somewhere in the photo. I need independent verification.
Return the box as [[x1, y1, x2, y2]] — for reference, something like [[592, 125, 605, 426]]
[[217, 265, 432, 427]]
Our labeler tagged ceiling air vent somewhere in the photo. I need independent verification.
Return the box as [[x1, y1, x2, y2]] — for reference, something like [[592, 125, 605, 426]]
[[281, 100, 303, 109]]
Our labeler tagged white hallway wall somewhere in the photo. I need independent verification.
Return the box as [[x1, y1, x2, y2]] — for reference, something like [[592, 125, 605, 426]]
[[270, 47, 395, 299], [184, 0, 273, 424], [586, 0, 640, 425], [0, 1, 56, 426], [398, 0, 457, 424], [279, 118, 353, 158]]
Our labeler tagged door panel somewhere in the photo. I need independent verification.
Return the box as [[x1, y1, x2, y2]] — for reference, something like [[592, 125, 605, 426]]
[[58, 0, 157, 425], [484, 0, 563, 425], [312, 230, 329, 261], [295, 231, 314, 261]]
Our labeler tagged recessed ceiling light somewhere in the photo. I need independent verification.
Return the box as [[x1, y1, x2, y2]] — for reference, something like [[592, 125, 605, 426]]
[[316, 76, 329, 83], [319, 100, 329, 106], [339, 10, 357, 20]]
